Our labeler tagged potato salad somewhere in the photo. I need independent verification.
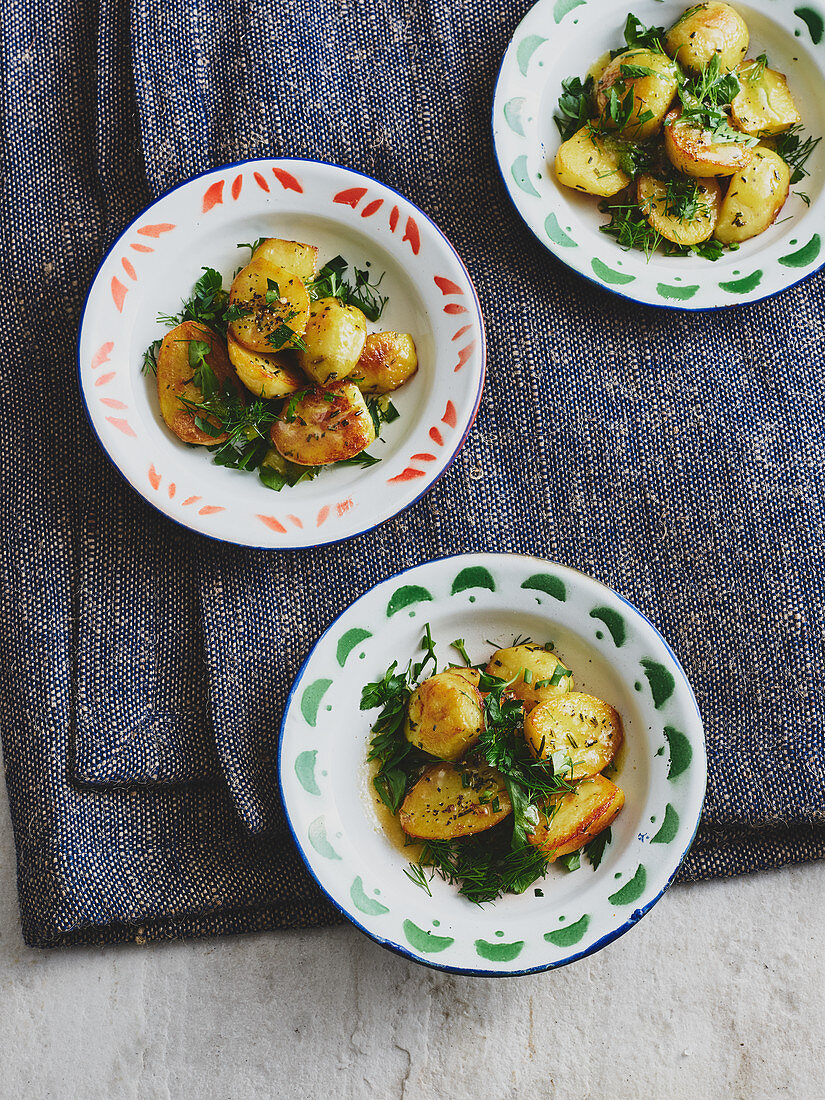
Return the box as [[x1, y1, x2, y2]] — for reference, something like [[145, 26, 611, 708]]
[[553, 4, 820, 259], [363, 630, 625, 903], [143, 238, 418, 491]]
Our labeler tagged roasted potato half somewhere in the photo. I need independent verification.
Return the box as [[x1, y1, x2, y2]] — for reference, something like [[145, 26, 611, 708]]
[[228, 258, 310, 355], [399, 763, 512, 840], [156, 321, 241, 445], [270, 381, 375, 466], [485, 644, 573, 710], [404, 670, 484, 761], [554, 124, 631, 198], [731, 61, 801, 137], [354, 332, 419, 395], [664, 107, 754, 177], [296, 297, 367, 386], [227, 332, 305, 399], [595, 50, 680, 140], [714, 146, 790, 243], [252, 238, 318, 281], [637, 173, 722, 245], [664, 2, 749, 75], [528, 775, 625, 860], [523, 692, 623, 780]]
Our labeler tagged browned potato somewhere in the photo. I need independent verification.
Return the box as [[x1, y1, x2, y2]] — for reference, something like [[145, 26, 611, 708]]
[[296, 298, 367, 386], [227, 332, 305, 399], [523, 692, 623, 780], [228, 258, 310, 355], [399, 763, 511, 840], [714, 146, 790, 242], [664, 2, 749, 75], [554, 124, 631, 198], [485, 644, 573, 710], [595, 50, 680, 140], [156, 321, 241, 445], [252, 238, 318, 280], [404, 670, 484, 760], [528, 775, 625, 860], [664, 107, 754, 177], [270, 381, 375, 466], [354, 332, 419, 395], [731, 60, 801, 137], [637, 173, 722, 245]]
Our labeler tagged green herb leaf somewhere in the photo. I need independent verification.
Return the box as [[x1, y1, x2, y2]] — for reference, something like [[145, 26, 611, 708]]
[[583, 827, 612, 870]]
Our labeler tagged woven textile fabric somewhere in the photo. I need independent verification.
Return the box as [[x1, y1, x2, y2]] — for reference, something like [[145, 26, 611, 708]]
[[0, 0, 823, 948]]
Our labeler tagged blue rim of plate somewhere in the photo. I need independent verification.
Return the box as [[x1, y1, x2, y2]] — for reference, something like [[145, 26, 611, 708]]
[[77, 157, 486, 549], [278, 551, 707, 976]]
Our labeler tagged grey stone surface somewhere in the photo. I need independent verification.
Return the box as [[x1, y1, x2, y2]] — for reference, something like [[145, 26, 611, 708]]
[[1, 756, 822, 1100]]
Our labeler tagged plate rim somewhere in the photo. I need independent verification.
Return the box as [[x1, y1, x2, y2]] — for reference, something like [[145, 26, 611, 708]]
[[277, 550, 708, 976], [491, 0, 825, 312], [77, 156, 487, 549]]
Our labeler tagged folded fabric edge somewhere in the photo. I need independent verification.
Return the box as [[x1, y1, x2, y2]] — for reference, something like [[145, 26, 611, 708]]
[[676, 821, 825, 883], [20, 896, 344, 949]]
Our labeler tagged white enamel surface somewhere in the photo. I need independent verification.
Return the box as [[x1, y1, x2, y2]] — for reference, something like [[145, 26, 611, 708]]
[[78, 160, 485, 546], [493, 0, 825, 308], [279, 553, 707, 975]]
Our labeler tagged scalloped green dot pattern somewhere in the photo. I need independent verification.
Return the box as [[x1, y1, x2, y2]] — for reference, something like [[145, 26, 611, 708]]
[[476, 937, 524, 962], [387, 585, 433, 617], [403, 920, 454, 954], [350, 877, 389, 915], [295, 750, 320, 796], [651, 803, 680, 844], [452, 566, 495, 594], [608, 864, 647, 905], [301, 679, 333, 726], [337, 628, 372, 666], [545, 914, 590, 946]]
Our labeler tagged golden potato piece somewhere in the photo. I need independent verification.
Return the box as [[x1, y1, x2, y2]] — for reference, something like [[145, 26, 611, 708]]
[[228, 258, 310, 355], [554, 124, 631, 198], [227, 332, 305, 399], [664, 107, 754, 177], [156, 321, 241, 446], [252, 238, 318, 280], [637, 173, 721, 245], [270, 381, 375, 466], [664, 2, 749, 74], [405, 670, 484, 761], [731, 61, 801, 137], [595, 49, 680, 140], [354, 332, 418, 395], [485, 644, 573, 710], [524, 692, 624, 780], [296, 297, 367, 386], [714, 146, 790, 243], [399, 763, 511, 840], [528, 775, 625, 861]]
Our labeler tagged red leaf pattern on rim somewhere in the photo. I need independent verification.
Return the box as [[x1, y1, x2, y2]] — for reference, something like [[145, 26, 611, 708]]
[[454, 343, 475, 372], [442, 401, 457, 428], [411, 453, 436, 461], [434, 276, 463, 295], [92, 342, 114, 369], [287, 515, 303, 528], [429, 427, 444, 447], [258, 515, 287, 533], [388, 400, 456, 483], [333, 186, 368, 208], [387, 467, 426, 483], [389, 205, 399, 231], [272, 167, 303, 192], [137, 223, 175, 237], [122, 258, 137, 280], [94, 371, 115, 387], [111, 277, 127, 312], [168, 483, 176, 499], [202, 180, 225, 212], [198, 505, 224, 516], [231, 174, 243, 200], [254, 172, 270, 192], [148, 465, 161, 490], [444, 303, 467, 314], [336, 499, 353, 516], [130, 243, 153, 253], [361, 199, 383, 217], [316, 506, 330, 527], [402, 216, 420, 254], [106, 417, 136, 437], [100, 398, 127, 409], [452, 324, 471, 341], [182, 496, 201, 507]]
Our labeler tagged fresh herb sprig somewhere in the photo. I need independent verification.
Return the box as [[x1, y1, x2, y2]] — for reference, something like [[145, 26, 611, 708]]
[[306, 256, 389, 322], [554, 75, 595, 140], [158, 267, 233, 335], [773, 125, 822, 184]]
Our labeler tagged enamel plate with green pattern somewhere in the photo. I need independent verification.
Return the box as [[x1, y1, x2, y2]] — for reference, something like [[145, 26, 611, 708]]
[[492, 0, 825, 309], [279, 553, 706, 975]]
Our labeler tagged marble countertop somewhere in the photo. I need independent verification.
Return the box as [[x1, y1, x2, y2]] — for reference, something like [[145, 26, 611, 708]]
[[2, 773, 822, 1098]]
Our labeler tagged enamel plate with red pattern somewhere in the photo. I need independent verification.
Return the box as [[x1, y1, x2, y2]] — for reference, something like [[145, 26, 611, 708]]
[[78, 159, 485, 548]]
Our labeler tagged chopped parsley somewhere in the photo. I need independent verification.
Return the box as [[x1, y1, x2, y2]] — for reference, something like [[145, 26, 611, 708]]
[[306, 255, 389, 322]]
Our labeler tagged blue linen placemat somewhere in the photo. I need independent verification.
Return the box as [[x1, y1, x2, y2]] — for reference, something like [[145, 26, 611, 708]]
[[1, 0, 823, 947]]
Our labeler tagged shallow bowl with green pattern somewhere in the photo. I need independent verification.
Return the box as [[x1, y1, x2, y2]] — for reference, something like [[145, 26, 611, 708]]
[[279, 553, 706, 975], [492, 0, 825, 309]]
